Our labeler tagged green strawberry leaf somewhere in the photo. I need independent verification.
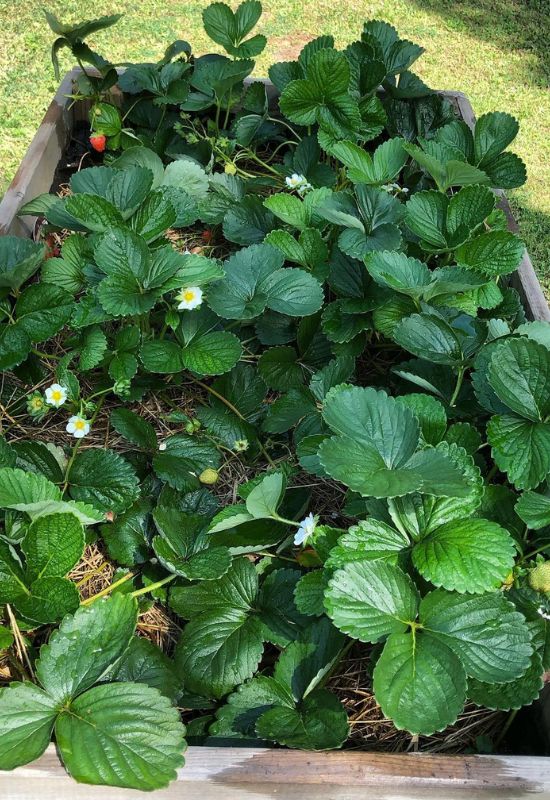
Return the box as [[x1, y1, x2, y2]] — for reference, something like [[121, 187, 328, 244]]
[[420, 589, 532, 682], [373, 631, 467, 735], [55, 682, 186, 790], [468, 650, 544, 711], [325, 560, 419, 642], [68, 449, 140, 513], [0, 683, 58, 770], [411, 518, 516, 594], [35, 594, 138, 704], [22, 512, 84, 580]]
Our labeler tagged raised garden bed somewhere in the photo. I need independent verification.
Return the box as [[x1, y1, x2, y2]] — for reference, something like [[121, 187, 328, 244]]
[[1, 7, 550, 798]]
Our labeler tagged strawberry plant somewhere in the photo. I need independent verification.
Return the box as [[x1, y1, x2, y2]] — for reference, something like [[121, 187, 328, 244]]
[[0, 1, 549, 792]]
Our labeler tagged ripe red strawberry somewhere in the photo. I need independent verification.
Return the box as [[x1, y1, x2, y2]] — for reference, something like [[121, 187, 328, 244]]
[[90, 133, 106, 153], [201, 229, 213, 244]]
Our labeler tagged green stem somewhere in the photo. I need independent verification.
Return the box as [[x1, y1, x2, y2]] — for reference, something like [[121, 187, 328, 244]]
[[266, 116, 301, 141], [522, 543, 550, 561], [31, 348, 58, 361], [87, 385, 115, 402], [222, 89, 234, 130], [131, 574, 176, 598], [192, 377, 277, 468], [495, 709, 518, 749], [272, 513, 301, 528], [154, 105, 167, 146], [256, 551, 298, 564], [242, 147, 283, 178], [81, 571, 136, 605], [449, 367, 465, 408], [62, 395, 106, 493]]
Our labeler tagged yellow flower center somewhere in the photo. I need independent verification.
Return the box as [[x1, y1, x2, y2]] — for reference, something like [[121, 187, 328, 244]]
[[183, 290, 195, 302], [74, 419, 86, 430], [51, 390, 63, 402], [31, 398, 43, 409]]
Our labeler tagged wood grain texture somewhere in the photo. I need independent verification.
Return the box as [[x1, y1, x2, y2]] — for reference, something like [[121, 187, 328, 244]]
[[0, 69, 79, 238], [3, 744, 550, 799]]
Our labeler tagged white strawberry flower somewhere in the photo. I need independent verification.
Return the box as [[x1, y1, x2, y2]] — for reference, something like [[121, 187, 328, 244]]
[[176, 286, 203, 311], [66, 415, 90, 439], [44, 383, 67, 408], [285, 173, 312, 194], [294, 512, 319, 547]]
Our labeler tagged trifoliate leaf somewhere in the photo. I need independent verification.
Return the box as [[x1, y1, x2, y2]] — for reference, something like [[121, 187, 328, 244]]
[[333, 137, 408, 186], [280, 49, 360, 138], [202, 0, 266, 59], [404, 185, 495, 251], [319, 386, 468, 498], [152, 507, 231, 580], [208, 244, 323, 320]]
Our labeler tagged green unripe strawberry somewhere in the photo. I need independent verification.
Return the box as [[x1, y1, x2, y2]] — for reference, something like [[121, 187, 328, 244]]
[[199, 468, 219, 485], [529, 562, 550, 594]]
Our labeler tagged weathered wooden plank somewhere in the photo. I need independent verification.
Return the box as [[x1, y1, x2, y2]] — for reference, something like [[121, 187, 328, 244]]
[[0, 69, 80, 238], [4, 744, 550, 799]]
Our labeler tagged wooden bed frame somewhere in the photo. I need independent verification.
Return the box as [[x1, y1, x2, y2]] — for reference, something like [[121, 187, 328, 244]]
[[1, 72, 549, 799]]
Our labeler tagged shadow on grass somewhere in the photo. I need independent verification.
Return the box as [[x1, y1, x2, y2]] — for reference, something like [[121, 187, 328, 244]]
[[408, 0, 549, 86]]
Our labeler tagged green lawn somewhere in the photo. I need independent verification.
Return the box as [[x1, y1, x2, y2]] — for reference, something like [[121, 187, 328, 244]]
[[0, 0, 548, 289]]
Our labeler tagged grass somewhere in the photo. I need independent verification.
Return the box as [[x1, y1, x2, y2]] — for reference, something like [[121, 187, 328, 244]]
[[0, 0, 548, 288]]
